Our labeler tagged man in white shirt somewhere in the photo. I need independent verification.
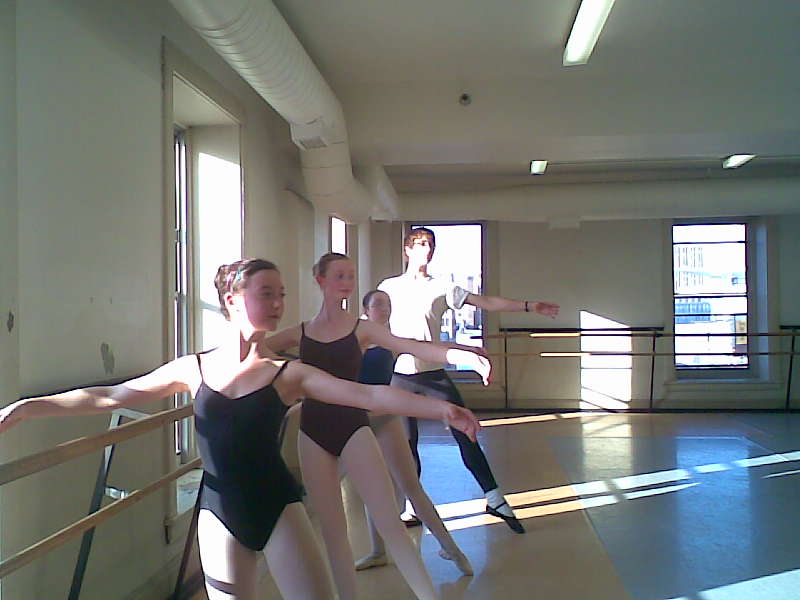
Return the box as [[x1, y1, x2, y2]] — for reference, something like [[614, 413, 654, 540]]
[[378, 227, 559, 534]]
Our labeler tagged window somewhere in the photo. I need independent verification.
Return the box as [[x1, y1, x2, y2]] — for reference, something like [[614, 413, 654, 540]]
[[331, 217, 348, 309], [672, 224, 747, 369], [411, 223, 483, 371], [331, 216, 347, 254]]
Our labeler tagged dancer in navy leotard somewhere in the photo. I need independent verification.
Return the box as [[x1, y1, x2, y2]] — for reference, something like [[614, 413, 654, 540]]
[[265, 252, 492, 600], [355, 290, 473, 576], [1, 258, 482, 600]]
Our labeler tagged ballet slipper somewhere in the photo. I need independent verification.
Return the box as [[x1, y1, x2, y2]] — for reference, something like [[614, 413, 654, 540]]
[[437, 547, 473, 576], [355, 553, 388, 571]]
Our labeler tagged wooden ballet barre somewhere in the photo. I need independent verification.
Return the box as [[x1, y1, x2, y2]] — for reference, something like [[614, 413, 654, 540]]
[[0, 404, 193, 487], [482, 331, 799, 340], [484, 351, 800, 358], [0, 457, 202, 579], [536, 351, 800, 357]]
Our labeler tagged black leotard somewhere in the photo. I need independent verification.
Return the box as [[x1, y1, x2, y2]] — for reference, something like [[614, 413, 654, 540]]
[[299, 321, 368, 456], [194, 356, 302, 551]]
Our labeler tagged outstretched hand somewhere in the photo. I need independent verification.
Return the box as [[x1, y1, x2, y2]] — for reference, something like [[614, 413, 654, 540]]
[[534, 302, 560, 319], [443, 404, 481, 442]]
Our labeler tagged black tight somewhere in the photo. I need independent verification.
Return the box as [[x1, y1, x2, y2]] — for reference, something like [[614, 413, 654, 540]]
[[391, 370, 498, 493]]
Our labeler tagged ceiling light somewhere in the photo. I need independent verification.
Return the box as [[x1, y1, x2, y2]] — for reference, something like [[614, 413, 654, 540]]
[[530, 160, 548, 175], [563, 0, 616, 66], [722, 154, 756, 169]]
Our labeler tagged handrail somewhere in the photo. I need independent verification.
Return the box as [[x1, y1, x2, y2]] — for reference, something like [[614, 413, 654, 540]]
[[0, 404, 194, 487], [0, 457, 201, 578], [486, 329, 797, 339], [483, 327, 799, 411], [0, 403, 197, 581]]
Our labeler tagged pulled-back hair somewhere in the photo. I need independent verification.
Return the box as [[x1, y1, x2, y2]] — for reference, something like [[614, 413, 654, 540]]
[[361, 289, 387, 311], [403, 227, 436, 250], [214, 258, 278, 320], [313, 252, 349, 277]]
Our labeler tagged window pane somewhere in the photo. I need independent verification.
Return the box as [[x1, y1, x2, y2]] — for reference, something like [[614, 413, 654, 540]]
[[674, 296, 747, 319], [331, 217, 346, 254], [673, 243, 745, 295], [672, 224, 745, 243], [674, 314, 748, 368]]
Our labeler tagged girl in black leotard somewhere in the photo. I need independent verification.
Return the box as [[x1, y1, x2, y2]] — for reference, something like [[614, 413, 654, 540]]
[[0, 259, 482, 600], [265, 253, 492, 600]]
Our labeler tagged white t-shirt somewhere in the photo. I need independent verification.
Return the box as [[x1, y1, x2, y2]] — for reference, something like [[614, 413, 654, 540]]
[[377, 274, 470, 374]]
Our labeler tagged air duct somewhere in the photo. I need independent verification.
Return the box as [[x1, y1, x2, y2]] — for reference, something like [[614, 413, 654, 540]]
[[169, 0, 396, 223]]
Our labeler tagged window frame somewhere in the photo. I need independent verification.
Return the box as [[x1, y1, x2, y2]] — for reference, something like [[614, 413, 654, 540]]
[[670, 218, 757, 380]]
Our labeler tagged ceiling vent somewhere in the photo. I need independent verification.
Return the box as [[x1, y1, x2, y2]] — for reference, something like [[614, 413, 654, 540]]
[[291, 119, 334, 150]]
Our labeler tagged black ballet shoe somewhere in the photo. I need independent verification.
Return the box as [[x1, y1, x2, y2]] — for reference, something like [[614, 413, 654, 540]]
[[401, 514, 422, 527], [486, 502, 526, 534]]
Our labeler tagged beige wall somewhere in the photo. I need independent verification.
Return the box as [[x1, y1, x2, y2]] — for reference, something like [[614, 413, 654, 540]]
[[0, 2, 20, 594], [4, 0, 305, 598], [394, 185, 800, 410]]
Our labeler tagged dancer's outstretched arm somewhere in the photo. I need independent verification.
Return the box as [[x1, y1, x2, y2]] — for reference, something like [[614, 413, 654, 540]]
[[281, 362, 480, 441], [359, 320, 492, 385], [465, 293, 559, 318], [0, 356, 197, 433], [262, 324, 302, 353]]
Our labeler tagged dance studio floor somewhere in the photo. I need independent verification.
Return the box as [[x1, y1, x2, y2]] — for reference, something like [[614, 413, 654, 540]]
[[220, 411, 800, 599]]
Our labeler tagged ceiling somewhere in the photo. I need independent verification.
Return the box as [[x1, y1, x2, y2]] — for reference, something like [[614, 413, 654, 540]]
[[272, 0, 800, 193]]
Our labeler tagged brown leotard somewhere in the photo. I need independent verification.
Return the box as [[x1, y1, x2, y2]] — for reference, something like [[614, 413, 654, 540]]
[[299, 320, 368, 456]]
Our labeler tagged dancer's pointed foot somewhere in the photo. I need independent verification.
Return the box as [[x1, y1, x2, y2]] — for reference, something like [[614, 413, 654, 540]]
[[486, 501, 525, 534], [438, 548, 474, 576], [355, 552, 388, 571]]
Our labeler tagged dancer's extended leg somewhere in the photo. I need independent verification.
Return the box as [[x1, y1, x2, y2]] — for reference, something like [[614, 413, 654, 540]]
[[298, 430, 358, 600], [341, 427, 439, 600], [197, 509, 258, 600], [392, 370, 525, 534], [265, 502, 336, 599]]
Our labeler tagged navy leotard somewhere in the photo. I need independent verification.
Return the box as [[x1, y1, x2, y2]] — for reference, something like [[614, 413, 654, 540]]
[[358, 346, 395, 385], [299, 321, 368, 456], [194, 356, 302, 551]]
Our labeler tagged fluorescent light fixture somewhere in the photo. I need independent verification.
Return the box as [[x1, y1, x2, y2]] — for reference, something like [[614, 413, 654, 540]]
[[563, 0, 616, 66], [530, 160, 548, 175], [722, 154, 756, 169]]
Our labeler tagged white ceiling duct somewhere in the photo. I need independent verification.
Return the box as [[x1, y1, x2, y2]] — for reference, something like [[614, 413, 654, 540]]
[[169, 0, 396, 223]]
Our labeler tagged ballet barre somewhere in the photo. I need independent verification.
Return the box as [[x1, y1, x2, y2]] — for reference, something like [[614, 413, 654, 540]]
[[481, 326, 799, 411], [0, 403, 196, 584]]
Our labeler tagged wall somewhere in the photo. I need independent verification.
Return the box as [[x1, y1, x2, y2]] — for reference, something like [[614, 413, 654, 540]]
[[4, 0, 303, 597], [0, 3, 19, 595], [395, 182, 800, 410]]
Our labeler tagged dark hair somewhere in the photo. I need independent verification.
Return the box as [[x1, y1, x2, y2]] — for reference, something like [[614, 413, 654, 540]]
[[361, 289, 388, 311], [403, 227, 436, 250], [313, 252, 349, 277], [214, 258, 278, 320]]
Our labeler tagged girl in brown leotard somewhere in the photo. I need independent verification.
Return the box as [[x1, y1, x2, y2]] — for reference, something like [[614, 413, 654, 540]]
[[264, 253, 491, 600]]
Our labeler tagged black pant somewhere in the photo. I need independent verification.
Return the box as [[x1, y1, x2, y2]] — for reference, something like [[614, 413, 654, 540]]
[[391, 369, 498, 493]]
